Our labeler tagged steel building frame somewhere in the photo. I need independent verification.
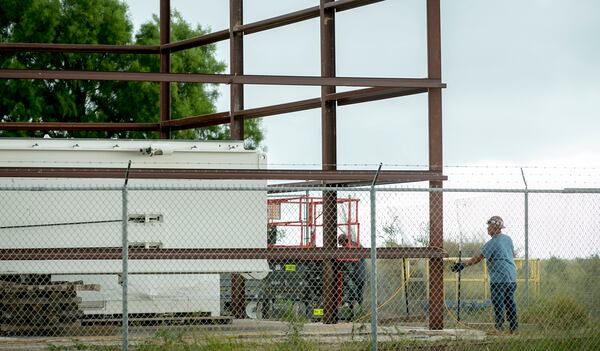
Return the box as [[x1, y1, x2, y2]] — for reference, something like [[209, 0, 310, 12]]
[[0, 0, 445, 328]]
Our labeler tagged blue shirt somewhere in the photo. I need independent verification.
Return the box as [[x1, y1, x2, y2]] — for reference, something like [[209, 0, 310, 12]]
[[481, 233, 517, 283]]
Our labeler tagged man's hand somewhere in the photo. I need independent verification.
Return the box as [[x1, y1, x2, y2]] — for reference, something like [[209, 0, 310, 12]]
[[450, 262, 465, 273]]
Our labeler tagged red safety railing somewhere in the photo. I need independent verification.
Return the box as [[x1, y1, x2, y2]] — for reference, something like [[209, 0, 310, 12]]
[[267, 196, 360, 249]]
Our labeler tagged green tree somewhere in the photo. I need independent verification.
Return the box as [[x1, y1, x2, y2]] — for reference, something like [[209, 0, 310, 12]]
[[0, 0, 263, 148]]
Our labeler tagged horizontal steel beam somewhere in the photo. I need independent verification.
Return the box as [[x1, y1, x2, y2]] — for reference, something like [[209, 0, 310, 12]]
[[233, 87, 430, 117], [236, 6, 320, 35], [0, 43, 160, 54], [267, 178, 436, 190], [0, 247, 447, 261], [0, 2, 384, 55], [0, 86, 432, 132], [166, 0, 383, 51], [163, 98, 322, 130], [170, 87, 430, 129], [0, 86, 433, 132], [161, 112, 230, 130], [0, 167, 445, 182], [331, 87, 428, 106], [234, 98, 321, 118], [0, 69, 445, 88], [161, 30, 230, 53], [323, 0, 384, 12], [0, 122, 159, 132]]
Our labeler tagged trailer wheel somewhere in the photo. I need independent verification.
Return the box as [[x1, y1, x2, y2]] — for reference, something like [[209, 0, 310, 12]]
[[245, 301, 263, 319]]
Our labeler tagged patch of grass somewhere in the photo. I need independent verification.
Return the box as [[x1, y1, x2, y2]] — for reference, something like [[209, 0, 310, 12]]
[[46, 340, 119, 351], [478, 334, 600, 351], [521, 295, 589, 330], [375, 334, 600, 351], [134, 330, 256, 351], [276, 300, 320, 351], [46, 331, 600, 351], [132, 329, 320, 351]]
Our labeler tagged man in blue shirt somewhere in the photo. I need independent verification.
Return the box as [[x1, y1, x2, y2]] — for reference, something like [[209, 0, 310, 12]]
[[451, 216, 518, 333]]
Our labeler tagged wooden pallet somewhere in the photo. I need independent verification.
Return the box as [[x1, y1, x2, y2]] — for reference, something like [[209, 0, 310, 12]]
[[81, 314, 233, 326], [0, 280, 98, 335], [0, 280, 100, 292]]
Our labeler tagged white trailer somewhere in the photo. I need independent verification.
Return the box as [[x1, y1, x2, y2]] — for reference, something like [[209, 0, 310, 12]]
[[0, 139, 269, 318]]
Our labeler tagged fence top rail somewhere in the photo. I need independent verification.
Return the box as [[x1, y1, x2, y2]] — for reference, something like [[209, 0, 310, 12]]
[[0, 184, 598, 193]]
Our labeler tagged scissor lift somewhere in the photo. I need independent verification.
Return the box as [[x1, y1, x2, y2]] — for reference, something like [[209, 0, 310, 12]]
[[256, 196, 364, 320], [267, 196, 360, 248]]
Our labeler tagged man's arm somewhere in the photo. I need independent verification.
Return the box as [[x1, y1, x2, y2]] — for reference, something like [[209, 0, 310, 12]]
[[464, 254, 484, 267], [451, 253, 484, 272]]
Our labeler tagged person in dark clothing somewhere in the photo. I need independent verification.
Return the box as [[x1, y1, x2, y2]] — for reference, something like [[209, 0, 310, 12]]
[[338, 234, 367, 305]]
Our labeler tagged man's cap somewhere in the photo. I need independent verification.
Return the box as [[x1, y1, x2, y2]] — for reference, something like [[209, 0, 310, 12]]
[[338, 234, 348, 245], [487, 215, 505, 229]]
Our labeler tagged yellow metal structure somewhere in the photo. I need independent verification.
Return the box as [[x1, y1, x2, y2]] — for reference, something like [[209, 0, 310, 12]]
[[443, 257, 541, 299], [404, 258, 541, 300]]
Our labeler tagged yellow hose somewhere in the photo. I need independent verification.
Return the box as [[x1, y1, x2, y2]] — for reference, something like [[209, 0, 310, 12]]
[[352, 247, 497, 333]]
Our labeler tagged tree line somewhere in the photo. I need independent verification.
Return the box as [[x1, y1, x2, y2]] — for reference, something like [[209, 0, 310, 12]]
[[0, 0, 263, 148]]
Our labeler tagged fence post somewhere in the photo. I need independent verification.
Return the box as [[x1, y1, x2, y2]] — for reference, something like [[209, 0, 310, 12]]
[[370, 164, 382, 351], [122, 162, 131, 351], [520, 168, 529, 305]]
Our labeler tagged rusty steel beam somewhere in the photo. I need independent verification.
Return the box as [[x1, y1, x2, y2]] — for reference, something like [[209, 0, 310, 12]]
[[427, 0, 444, 331], [235, 0, 384, 34], [0, 247, 447, 261], [0, 69, 228, 83], [160, 0, 171, 139], [0, 122, 159, 132], [321, 0, 338, 325], [161, 87, 430, 130], [237, 6, 319, 35], [0, 43, 159, 54], [0, 69, 445, 88], [267, 176, 448, 190], [163, 0, 382, 51], [0, 2, 383, 57], [321, 0, 337, 171], [229, 0, 244, 140], [331, 87, 428, 106], [323, 0, 384, 12], [161, 112, 230, 130], [231, 271, 246, 319], [0, 87, 432, 133], [0, 167, 445, 182], [161, 30, 230, 53], [234, 98, 321, 119], [229, 0, 246, 321]]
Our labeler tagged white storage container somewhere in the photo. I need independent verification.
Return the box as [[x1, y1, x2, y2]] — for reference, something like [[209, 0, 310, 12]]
[[0, 139, 269, 317]]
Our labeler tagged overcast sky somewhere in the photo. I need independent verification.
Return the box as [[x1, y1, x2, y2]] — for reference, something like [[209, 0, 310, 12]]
[[124, 0, 600, 170]]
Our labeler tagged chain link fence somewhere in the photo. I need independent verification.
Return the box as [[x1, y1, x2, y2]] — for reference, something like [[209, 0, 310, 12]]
[[1, 180, 599, 350]]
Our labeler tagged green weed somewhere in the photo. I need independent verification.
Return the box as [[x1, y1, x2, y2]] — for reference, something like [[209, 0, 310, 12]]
[[522, 295, 589, 330]]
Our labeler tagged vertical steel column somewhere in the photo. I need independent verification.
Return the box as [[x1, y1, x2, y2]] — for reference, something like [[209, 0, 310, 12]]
[[121, 162, 130, 351], [230, 0, 244, 140], [524, 190, 529, 303], [322, 189, 338, 324], [370, 164, 382, 351], [427, 0, 444, 330], [521, 168, 530, 305], [159, 0, 171, 139], [320, 0, 338, 324], [230, 0, 246, 320], [231, 272, 246, 319], [121, 187, 129, 351]]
